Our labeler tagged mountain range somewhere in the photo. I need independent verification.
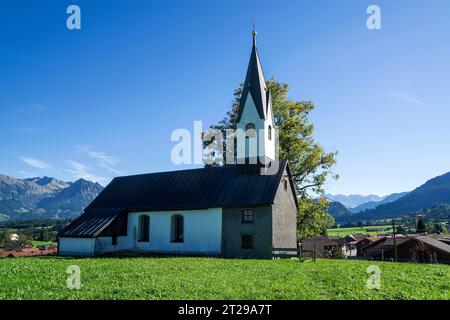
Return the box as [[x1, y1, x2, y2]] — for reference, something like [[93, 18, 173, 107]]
[[0, 174, 104, 221], [328, 171, 450, 223], [350, 192, 409, 212], [324, 194, 383, 209], [3, 170, 450, 224]]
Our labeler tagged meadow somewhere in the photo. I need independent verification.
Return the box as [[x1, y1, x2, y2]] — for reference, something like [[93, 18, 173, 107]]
[[327, 226, 393, 237], [0, 257, 448, 300], [31, 241, 57, 247]]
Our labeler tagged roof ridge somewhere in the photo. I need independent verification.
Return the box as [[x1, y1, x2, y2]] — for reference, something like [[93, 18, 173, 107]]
[[114, 165, 231, 179]]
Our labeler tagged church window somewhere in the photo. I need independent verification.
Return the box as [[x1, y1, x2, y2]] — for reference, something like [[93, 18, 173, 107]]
[[242, 209, 254, 223], [268, 125, 272, 140], [171, 215, 184, 243], [138, 215, 150, 242], [112, 235, 118, 245]]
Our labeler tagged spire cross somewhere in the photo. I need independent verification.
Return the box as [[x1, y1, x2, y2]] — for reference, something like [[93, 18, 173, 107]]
[[252, 18, 257, 45]]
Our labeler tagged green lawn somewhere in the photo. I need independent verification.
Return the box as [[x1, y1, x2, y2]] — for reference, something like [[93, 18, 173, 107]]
[[0, 257, 448, 300], [327, 226, 393, 237], [31, 241, 57, 247]]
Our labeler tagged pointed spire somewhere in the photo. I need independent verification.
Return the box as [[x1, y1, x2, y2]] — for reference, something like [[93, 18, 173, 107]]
[[237, 26, 268, 122], [252, 18, 257, 46]]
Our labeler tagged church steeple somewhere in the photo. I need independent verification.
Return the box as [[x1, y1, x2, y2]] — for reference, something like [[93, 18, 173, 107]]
[[236, 29, 269, 122], [236, 30, 276, 164]]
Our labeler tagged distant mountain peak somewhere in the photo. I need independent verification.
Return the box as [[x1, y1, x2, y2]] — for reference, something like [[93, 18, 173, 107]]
[[325, 194, 384, 208], [24, 176, 70, 192], [0, 174, 104, 221], [351, 192, 409, 213]]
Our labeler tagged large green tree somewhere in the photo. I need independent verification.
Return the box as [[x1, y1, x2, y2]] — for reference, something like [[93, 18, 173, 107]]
[[206, 78, 338, 238]]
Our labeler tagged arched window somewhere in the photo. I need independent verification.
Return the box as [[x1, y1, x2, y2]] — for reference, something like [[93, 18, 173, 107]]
[[171, 215, 184, 243], [268, 125, 272, 140], [138, 215, 150, 242], [245, 123, 256, 138]]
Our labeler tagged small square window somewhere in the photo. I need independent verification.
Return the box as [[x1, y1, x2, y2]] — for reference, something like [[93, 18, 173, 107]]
[[242, 209, 253, 223], [242, 235, 253, 249]]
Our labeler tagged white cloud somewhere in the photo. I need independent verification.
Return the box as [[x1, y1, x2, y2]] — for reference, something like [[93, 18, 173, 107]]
[[74, 145, 123, 175], [19, 157, 50, 169], [65, 160, 107, 184], [393, 91, 424, 106]]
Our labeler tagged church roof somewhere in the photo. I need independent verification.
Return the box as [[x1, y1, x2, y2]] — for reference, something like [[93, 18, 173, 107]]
[[237, 32, 269, 122], [59, 161, 297, 238]]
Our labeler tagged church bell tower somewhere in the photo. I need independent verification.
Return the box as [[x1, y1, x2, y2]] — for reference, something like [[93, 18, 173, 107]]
[[236, 30, 276, 165]]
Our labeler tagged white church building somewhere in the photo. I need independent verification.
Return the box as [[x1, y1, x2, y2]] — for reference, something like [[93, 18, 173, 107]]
[[58, 31, 298, 259]]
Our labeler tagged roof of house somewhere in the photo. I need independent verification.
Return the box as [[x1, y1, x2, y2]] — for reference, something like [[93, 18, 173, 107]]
[[59, 161, 297, 238], [350, 234, 370, 239], [237, 32, 270, 122], [415, 236, 450, 254], [302, 236, 346, 247], [361, 236, 410, 252], [355, 236, 381, 245], [383, 235, 450, 256]]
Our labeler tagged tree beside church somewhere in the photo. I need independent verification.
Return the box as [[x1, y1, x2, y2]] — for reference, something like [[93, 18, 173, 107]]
[[205, 33, 338, 238]]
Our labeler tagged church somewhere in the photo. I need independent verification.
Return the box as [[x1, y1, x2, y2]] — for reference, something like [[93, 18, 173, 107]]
[[58, 32, 298, 259]]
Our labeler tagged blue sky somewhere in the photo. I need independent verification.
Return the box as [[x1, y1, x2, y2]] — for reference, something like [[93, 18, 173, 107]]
[[1, 0, 450, 196]]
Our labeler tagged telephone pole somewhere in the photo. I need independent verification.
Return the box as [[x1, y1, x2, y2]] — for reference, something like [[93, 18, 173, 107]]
[[392, 219, 398, 262]]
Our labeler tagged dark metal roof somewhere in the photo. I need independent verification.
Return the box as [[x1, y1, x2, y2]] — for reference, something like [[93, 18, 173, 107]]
[[58, 208, 123, 238], [59, 161, 295, 238], [237, 33, 269, 122]]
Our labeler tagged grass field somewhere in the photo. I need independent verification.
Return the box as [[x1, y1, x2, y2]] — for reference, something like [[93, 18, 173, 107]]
[[0, 257, 448, 300], [327, 226, 393, 237], [31, 241, 57, 247]]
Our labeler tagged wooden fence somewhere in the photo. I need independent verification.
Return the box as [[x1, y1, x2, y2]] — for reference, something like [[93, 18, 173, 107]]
[[272, 243, 320, 261]]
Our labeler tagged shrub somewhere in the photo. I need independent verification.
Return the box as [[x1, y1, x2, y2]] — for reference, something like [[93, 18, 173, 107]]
[[330, 246, 346, 259]]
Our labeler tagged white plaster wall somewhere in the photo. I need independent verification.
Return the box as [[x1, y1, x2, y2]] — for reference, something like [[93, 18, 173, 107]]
[[264, 100, 275, 160], [97, 208, 223, 255], [59, 237, 96, 256], [97, 236, 131, 254]]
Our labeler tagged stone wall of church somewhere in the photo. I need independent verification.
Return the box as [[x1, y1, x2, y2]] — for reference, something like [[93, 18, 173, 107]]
[[221, 205, 272, 259], [272, 167, 298, 250]]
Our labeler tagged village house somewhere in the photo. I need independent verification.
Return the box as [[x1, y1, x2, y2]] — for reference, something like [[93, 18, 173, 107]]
[[0, 245, 57, 258], [57, 32, 298, 259], [9, 233, 19, 242], [351, 233, 450, 264], [354, 236, 380, 256], [382, 236, 450, 264], [301, 236, 347, 258], [360, 235, 408, 259]]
